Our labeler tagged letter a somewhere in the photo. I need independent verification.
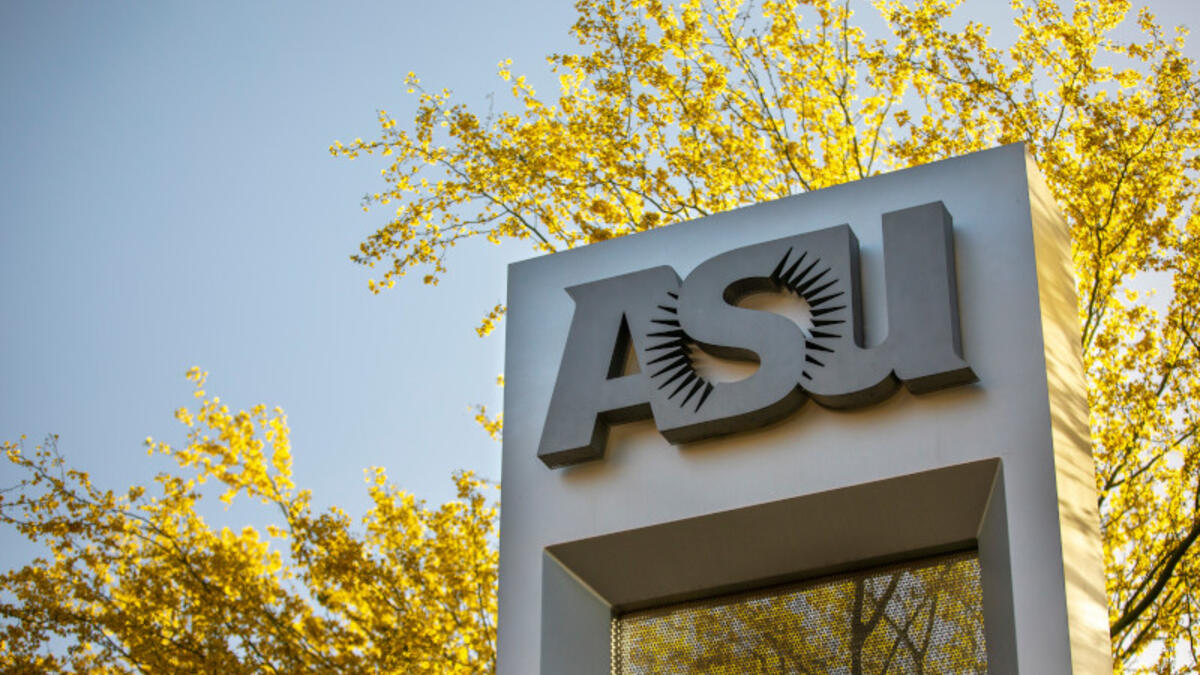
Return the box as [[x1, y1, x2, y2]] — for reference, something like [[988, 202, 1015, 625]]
[[538, 266, 681, 468]]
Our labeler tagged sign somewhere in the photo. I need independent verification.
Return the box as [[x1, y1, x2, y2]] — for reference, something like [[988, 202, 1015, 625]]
[[499, 147, 1112, 675], [539, 201, 977, 468]]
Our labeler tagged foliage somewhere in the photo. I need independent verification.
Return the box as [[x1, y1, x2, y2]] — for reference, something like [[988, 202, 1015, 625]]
[[0, 368, 498, 673], [333, 0, 1200, 669]]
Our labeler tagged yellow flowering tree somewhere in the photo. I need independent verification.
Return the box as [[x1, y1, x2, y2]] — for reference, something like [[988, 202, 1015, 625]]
[[333, 0, 1198, 670], [0, 369, 498, 673]]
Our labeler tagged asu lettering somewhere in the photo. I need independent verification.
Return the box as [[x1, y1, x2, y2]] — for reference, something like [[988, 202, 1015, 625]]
[[537, 202, 977, 468]]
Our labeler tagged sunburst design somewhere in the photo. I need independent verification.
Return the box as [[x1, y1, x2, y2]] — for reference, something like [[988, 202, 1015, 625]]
[[645, 291, 716, 413], [767, 247, 846, 381], [646, 248, 848, 414]]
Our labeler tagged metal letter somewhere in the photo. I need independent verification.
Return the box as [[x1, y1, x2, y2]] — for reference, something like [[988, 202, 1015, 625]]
[[803, 201, 976, 405], [537, 266, 681, 468]]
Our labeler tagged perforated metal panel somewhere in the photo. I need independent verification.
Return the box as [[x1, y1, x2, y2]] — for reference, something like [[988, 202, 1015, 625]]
[[612, 551, 987, 674]]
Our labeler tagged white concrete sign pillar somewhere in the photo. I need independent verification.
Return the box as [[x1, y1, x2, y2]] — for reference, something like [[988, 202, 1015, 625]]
[[498, 144, 1111, 673]]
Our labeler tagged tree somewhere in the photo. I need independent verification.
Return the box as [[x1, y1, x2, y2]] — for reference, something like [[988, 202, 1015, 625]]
[[0, 368, 498, 673], [331, 0, 1199, 670]]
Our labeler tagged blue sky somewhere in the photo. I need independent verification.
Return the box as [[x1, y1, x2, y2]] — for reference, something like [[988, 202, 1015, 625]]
[[0, 1, 579, 565], [1, 0, 1196, 571]]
